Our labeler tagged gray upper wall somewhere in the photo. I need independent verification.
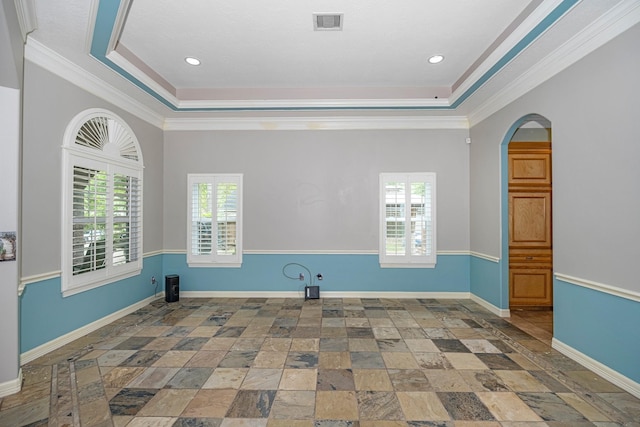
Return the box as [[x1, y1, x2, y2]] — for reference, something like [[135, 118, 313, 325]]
[[0, 1, 22, 89], [21, 62, 164, 277], [470, 22, 640, 292], [164, 129, 470, 253]]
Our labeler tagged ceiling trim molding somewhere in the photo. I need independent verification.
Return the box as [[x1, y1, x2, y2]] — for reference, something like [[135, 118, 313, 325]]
[[25, 37, 164, 128], [163, 116, 469, 131], [14, 0, 38, 42], [468, 0, 640, 127], [91, 0, 579, 112]]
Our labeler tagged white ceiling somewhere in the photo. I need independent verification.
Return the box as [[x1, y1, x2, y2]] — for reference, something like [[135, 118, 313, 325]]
[[24, 0, 639, 125]]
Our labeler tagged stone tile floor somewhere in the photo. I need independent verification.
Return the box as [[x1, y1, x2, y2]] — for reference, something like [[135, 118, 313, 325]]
[[1, 297, 639, 426]]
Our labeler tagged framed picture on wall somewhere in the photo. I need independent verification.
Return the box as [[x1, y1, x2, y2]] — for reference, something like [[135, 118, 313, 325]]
[[0, 232, 16, 262]]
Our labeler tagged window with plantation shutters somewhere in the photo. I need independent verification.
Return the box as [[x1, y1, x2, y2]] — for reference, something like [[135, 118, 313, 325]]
[[62, 109, 143, 297], [379, 173, 436, 268], [187, 174, 242, 267]]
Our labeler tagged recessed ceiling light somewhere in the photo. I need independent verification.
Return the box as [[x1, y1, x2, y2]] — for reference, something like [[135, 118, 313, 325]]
[[428, 55, 444, 64], [185, 57, 201, 66]]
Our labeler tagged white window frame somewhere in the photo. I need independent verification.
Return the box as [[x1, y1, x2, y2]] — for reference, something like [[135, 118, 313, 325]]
[[187, 173, 243, 267], [61, 109, 144, 297], [379, 172, 436, 268]]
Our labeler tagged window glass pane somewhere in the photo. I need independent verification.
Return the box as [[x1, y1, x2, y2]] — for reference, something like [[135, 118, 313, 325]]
[[192, 183, 213, 255], [113, 174, 140, 265], [385, 181, 405, 256], [410, 182, 428, 256], [72, 167, 107, 274], [217, 183, 237, 255]]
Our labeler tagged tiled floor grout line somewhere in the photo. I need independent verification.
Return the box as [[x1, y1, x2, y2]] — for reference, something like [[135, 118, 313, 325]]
[[473, 316, 635, 425], [68, 361, 81, 427]]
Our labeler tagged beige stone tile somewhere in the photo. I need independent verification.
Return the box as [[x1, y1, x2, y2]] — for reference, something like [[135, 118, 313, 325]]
[[143, 337, 182, 350], [565, 370, 625, 393], [270, 390, 316, 419], [184, 350, 227, 368], [261, 338, 292, 352], [369, 318, 395, 328], [0, 396, 50, 426], [176, 316, 206, 326], [112, 416, 133, 427], [319, 351, 351, 369], [127, 367, 180, 388], [79, 397, 111, 426], [345, 318, 370, 328], [152, 350, 197, 367], [349, 338, 379, 352], [126, 417, 177, 427], [404, 338, 439, 353], [0, 379, 50, 410], [181, 389, 238, 418], [315, 390, 359, 420], [202, 367, 248, 389], [279, 368, 318, 390], [558, 392, 612, 421], [291, 338, 319, 351], [188, 326, 221, 337], [137, 388, 198, 416], [253, 351, 288, 368], [267, 420, 313, 427], [381, 352, 419, 369], [373, 327, 401, 339], [240, 368, 283, 389], [135, 326, 171, 336], [353, 369, 394, 391], [231, 338, 266, 351], [495, 370, 551, 392], [424, 370, 472, 392], [201, 337, 238, 351], [477, 391, 543, 421], [101, 367, 145, 388], [360, 422, 408, 427], [444, 353, 489, 370], [396, 391, 450, 420], [506, 353, 541, 370]]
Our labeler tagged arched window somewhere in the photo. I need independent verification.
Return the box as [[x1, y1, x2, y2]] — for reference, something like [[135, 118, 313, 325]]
[[61, 109, 143, 296]]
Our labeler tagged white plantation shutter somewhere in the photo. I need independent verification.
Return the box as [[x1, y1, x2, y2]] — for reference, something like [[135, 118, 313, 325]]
[[380, 173, 436, 267], [62, 109, 143, 296], [188, 174, 242, 267]]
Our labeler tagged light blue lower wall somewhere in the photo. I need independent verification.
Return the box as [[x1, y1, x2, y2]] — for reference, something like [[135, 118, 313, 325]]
[[20, 253, 469, 353], [19, 254, 163, 353], [469, 256, 504, 309], [554, 278, 640, 384], [162, 253, 470, 294]]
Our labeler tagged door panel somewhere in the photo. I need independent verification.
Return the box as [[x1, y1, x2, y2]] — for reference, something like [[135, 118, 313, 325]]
[[509, 193, 551, 247]]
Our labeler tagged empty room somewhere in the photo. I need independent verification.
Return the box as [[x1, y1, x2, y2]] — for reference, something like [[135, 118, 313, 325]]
[[1, 0, 639, 426]]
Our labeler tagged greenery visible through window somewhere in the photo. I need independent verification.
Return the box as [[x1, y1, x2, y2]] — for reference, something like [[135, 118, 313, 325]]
[[380, 173, 436, 267], [188, 174, 242, 267]]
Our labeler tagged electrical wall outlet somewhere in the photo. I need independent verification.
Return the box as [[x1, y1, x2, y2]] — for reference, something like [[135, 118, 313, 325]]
[[299, 273, 304, 281], [151, 276, 156, 285]]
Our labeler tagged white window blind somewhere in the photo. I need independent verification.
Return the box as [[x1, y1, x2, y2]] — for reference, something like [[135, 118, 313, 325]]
[[188, 174, 242, 267], [380, 173, 436, 268], [62, 109, 143, 296]]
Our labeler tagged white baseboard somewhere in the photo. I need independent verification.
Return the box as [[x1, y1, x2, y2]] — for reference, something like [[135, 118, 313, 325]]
[[552, 338, 640, 399], [181, 291, 470, 300], [20, 293, 165, 365], [0, 368, 22, 398], [470, 293, 510, 317]]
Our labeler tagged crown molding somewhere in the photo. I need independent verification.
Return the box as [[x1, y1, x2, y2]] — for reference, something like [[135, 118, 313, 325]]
[[468, 0, 640, 127], [163, 115, 469, 131], [14, 0, 37, 41], [24, 37, 165, 129]]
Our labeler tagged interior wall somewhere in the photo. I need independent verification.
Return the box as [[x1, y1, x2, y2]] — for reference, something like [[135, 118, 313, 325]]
[[470, 22, 640, 385], [163, 129, 470, 253]]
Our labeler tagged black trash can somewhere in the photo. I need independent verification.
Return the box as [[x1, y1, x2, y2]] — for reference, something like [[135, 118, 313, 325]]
[[165, 275, 179, 303]]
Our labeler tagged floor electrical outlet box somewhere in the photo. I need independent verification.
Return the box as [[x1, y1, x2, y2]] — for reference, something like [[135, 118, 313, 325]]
[[305, 286, 320, 300]]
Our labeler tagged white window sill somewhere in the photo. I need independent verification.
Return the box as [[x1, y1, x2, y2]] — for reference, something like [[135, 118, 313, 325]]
[[380, 263, 436, 269], [187, 262, 242, 268]]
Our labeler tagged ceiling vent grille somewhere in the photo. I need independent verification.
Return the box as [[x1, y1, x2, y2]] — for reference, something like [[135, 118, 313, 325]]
[[313, 14, 343, 31]]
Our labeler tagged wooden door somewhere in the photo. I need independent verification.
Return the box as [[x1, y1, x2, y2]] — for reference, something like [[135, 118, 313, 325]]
[[508, 142, 552, 308]]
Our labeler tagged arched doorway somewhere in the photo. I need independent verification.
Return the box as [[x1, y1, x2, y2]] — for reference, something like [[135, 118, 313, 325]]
[[500, 114, 553, 311]]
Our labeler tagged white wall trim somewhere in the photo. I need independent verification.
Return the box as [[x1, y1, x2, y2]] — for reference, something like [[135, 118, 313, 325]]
[[0, 368, 22, 398], [552, 338, 640, 399], [468, 0, 640, 126], [555, 273, 640, 303], [470, 293, 510, 317], [181, 291, 470, 300], [15, 0, 37, 42], [470, 251, 500, 263], [19, 270, 61, 296], [20, 293, 164, 365], [163, 116, 469, 131], [143, 250, 164, 258], [24, 38, 165, 129]]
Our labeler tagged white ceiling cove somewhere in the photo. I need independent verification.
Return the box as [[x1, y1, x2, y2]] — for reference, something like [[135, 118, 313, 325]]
[[24, 0, 640, 125]]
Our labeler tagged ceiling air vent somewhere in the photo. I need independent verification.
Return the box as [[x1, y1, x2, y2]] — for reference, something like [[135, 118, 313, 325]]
[[313, 14, 343, 31]]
